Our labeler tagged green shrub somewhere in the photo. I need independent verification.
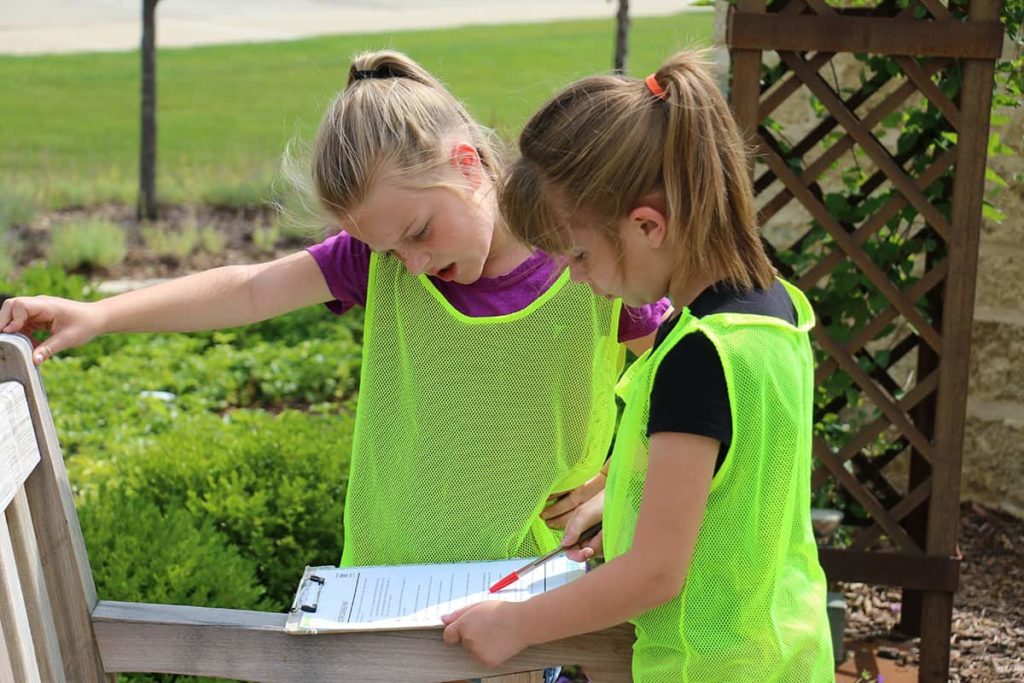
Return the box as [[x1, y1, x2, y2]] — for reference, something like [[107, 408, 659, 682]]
[[219, 304, 363, 349], [0, 248, 13, 283], [2, 264, 95, 300], [251, 220, 281, 253], [198, 225, 226, 255], [47, 218, 127, 270], [78, 485, 268, 609], [139, 219, 226, 260], [43, 332, 361, 457], [142, 221, 203, 262], [197, 173, 273, 210], [80, 484, 263, 683], [40, 167, 134, 210], [72, 409, 354, 610], [0, 182, 39, 232]]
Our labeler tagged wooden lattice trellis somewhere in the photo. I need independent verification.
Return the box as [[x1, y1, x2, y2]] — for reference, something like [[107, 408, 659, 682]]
[[726, 0, 1004, 680]]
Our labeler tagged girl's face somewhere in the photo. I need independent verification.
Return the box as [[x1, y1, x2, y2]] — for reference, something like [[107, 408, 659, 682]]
[[342, 144, 499, 285], [565, 206, 674, 307]]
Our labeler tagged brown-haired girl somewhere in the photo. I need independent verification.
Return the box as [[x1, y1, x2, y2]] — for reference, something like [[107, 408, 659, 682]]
[[442, 51, 835, 682]]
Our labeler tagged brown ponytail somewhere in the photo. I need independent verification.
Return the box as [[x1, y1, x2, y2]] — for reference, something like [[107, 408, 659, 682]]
[[501, 50, 774, 291]]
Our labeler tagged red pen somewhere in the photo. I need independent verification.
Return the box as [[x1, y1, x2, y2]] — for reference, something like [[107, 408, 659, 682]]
[[488, 522, 602, 593]]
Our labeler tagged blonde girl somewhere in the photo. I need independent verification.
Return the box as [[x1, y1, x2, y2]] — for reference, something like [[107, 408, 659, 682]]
[[0, 51, 666, 574], [442, 51, 835, 682]]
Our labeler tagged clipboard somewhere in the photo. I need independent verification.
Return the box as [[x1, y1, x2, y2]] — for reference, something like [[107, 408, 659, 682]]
[[285, 556, 586, 634]]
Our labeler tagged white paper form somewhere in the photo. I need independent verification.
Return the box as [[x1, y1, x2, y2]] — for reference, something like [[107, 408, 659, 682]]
[[284, 556, 585, 634]]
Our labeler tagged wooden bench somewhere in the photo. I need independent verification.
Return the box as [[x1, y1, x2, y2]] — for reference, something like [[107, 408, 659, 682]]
[[0, 332, 633, 682]]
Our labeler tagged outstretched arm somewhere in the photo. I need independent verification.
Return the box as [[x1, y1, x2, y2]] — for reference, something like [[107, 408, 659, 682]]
[[442, 431, 718, 668], [0, 251, 332, 364]]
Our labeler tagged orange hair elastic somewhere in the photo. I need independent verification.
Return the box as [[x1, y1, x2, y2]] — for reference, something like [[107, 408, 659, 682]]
[[645, 74, 668, 100]]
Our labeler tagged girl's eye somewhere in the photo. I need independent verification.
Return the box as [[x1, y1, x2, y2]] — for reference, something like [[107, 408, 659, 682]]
[[411, 223, 430, 242], [572, 251, 587, 263]]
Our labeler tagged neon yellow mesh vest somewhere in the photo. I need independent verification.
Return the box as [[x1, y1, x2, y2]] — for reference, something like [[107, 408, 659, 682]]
[[340, 253, 624, 567], [604, 280, 834, 682]]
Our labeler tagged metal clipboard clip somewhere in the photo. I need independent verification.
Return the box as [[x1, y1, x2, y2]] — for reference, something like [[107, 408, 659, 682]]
[[296, 574, 325, 613]]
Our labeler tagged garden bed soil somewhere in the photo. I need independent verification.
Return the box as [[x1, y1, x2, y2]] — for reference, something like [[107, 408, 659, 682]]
[[841, 502, 1024, 682], [9, 204, 310, 281]]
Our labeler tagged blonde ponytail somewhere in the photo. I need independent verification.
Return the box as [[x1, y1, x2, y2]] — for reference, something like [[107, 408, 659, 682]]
[[307, 50, 504, 220]]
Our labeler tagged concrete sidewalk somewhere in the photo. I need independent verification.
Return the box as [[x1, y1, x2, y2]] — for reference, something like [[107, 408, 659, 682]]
[[0, 0, 708, 56]]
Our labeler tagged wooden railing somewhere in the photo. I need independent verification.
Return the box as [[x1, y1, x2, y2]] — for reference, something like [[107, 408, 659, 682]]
[[92, 602, 633, 682]]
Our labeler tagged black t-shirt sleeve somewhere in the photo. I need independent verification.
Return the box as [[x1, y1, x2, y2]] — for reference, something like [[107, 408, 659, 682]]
[[647, 331, 732, 470]]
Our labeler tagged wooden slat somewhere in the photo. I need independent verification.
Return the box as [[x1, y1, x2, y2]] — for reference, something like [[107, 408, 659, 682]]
[[854, 336, 913, 396], [893, 56, 960, 130], [759, 62, 949, 225], [811, 369, 939, 489], [812, 269, 943, 383], [796, 148, 956, 292], [6, 490, 65, 682], [781, 51, 954, 241], [759, 52, 834, 120], [921, 0, 1002, 680], [801, 0, 836, 15], [813, 327, 935, 460], [728, 12, 1004, 59], [0, 616, 18, 683], [749, 0, 819, 121], [925, 1, 1000, 574], [0, 513, 42, 682], [813, 370, 937, 483], [818, 548, 958, 590], [0, 382, 40, 512], [901, 309, 942, 637], [92, 601, 635, 682], [812, 263, 947, 383], [0, 334, 107, 682], [754, 0, 927, 197], [760, 143, 943, 351], [914, 0, 954, 21], [852, 478, 933, 549], [848, 443, 911, 509], [812, 438, 923, 553], [730, 0, 769, 172]]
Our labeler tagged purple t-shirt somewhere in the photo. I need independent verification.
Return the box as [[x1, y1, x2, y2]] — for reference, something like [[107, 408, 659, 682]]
[[307, 231, 669, 342]]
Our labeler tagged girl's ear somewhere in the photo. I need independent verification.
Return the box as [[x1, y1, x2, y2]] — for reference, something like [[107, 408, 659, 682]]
[[450, 142, 484, 188], [628, 205, 669, 249]]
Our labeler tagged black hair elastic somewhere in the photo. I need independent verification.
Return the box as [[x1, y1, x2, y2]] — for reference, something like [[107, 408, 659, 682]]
[[351, 64, 401, 81]]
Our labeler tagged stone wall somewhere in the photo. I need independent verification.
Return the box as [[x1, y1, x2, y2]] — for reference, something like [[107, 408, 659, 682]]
[[964, 102, 1024, 516]]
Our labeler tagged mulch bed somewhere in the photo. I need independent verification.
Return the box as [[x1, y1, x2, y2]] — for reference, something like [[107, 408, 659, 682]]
[[9, 204, 302, 280], [842, 502, 1024, 682]]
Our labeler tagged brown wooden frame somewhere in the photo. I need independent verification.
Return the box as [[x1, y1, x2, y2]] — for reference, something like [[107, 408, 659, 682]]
[[726, 0, 1002, 680]]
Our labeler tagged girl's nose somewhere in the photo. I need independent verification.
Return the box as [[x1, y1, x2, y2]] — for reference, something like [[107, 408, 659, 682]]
[[567, 262, 587, 285], [403, 250, 430, 276]]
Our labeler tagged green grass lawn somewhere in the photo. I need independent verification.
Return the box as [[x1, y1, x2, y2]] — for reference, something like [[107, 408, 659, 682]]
[[0, 13, 712, 212]]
